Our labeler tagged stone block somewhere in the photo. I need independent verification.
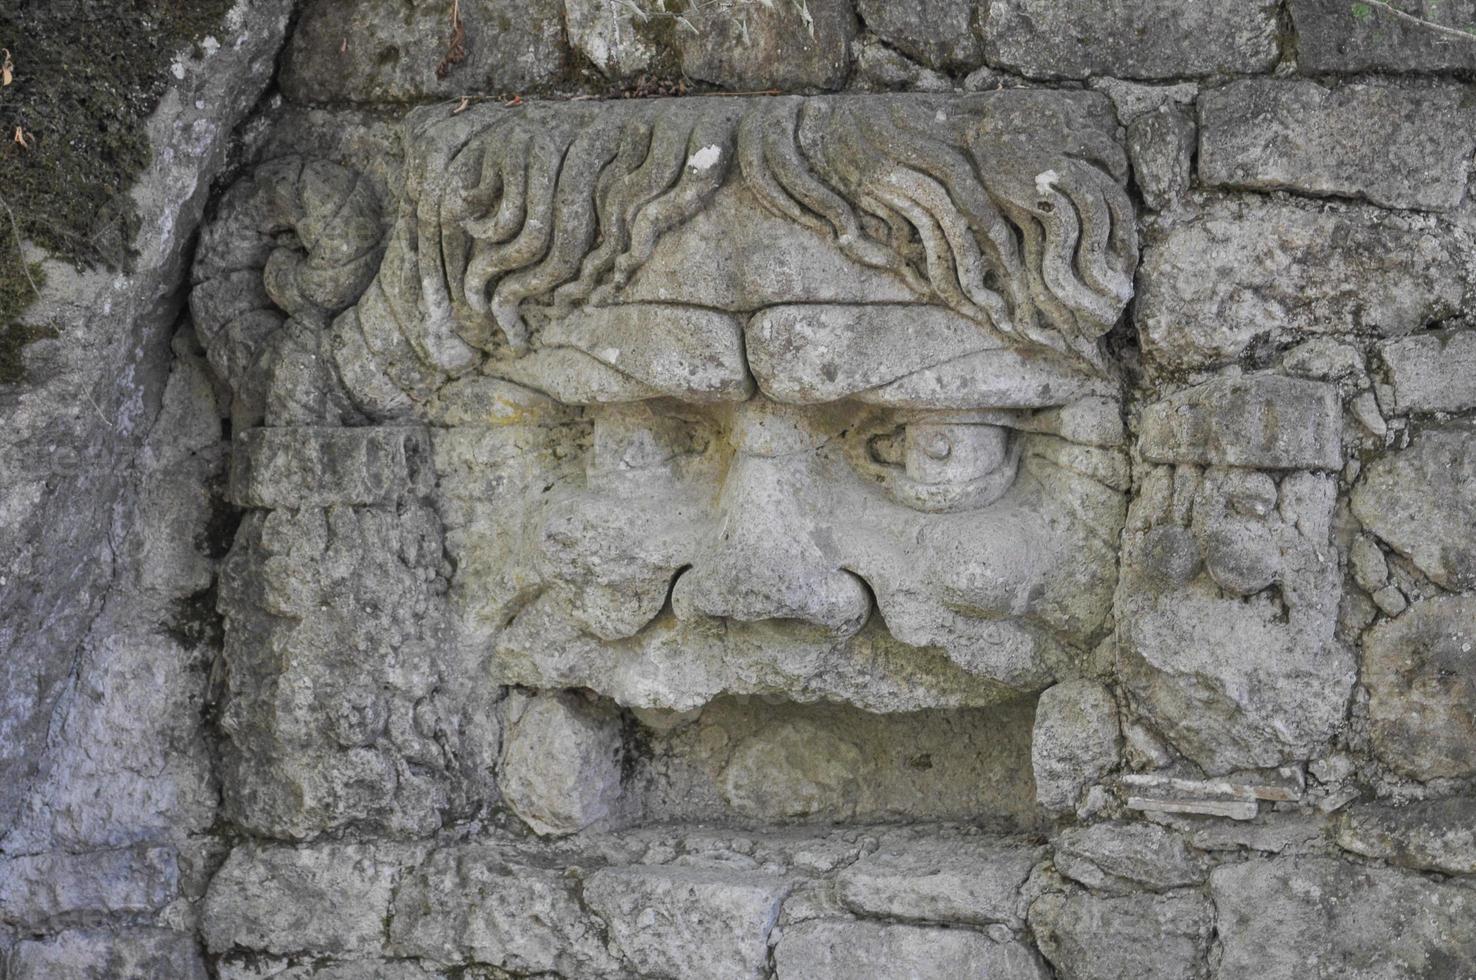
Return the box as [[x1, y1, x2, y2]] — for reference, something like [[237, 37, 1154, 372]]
[[0, 846, 177, 931], [856, 0, 980, 70], [1030, 680, 1121, 811], [582, 866, 790, 980], [983, 0, 1279, 79], [1127, 104, 1195, 211], [676, 0, 857, 90], [1053, 822, 1205, 894], [228, 426, 434, 509], [202, 844, 419, 956], [1337, 796, 1476, 875], [280, 0, 565, 104], [10, 929, 207, 980], [1361, 595, 1476, 780], [1378, 328, 1476, 414], [1138, 375, 1342, 471], [563, 0, 658, 77], [1291, 0, 1476, 74], [773, 919, 1049, 979], [388, 845, 618, 975], [1029, 891, 1213, 980], [497, 691, 625, 837], [1136, 197, 1469, 371], [1352, 428, 1476, 591], [834, 837, 1039, 928], [1199, 79, 1476, 211], [1212, 856, 1476, 979]]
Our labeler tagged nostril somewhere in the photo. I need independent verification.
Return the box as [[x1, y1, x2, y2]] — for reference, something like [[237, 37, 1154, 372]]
[[663, 564, 692, 615]]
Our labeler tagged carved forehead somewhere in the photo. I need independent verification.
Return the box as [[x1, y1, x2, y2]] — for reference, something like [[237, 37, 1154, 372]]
[[383, 91, 1137, 410]]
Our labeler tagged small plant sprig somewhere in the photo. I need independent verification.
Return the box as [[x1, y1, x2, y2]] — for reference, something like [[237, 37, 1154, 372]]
[[1350, 0, 1476, 40]]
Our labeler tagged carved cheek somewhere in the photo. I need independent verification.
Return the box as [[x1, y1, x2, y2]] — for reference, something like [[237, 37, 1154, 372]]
[[537, 489, 701, 641], [922, 509, 1053, 621]]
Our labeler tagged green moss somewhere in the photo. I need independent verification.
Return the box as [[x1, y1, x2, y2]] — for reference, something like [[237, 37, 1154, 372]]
[[0, 237, 51, 384], [0, 0, 234, 380]]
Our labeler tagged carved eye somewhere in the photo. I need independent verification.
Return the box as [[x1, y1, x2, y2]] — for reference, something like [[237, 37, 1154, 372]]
[[866, 422, 1020, 512]]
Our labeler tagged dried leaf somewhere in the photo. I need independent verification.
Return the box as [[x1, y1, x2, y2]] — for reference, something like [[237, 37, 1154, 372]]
[[339, 36, 349, 55], [452, 95, 471, 114], [435, 0, 467, 80], [13, 126, 33, 150], [1, 48, 13, 87]]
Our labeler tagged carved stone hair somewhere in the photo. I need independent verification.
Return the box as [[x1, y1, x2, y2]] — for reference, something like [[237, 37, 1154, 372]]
[[404, 92, 1137, 375]]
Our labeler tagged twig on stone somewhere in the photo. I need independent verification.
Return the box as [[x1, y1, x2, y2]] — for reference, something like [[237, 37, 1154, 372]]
[[1356, 0, 1476, 43], [436, 0, 467, 80], [0, 193, 42, 298]]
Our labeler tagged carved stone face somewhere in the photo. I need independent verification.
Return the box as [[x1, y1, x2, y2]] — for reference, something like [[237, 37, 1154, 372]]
[[196, 92, 1139, 716]]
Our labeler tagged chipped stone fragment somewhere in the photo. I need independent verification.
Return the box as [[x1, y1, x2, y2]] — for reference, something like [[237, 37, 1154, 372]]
[[1199, 79, 1476, 212], [835, 836, 1040, 928], [1136, 198, 1469, 372], [1352, 427, 1476, 590], [563, 0, 657, 77], [497, 691, 624, 837], [1336, 796, 1476, 875], [773, 919, 1050, 980], [1053, 822, 1206, 894], [583, 866, 790, 980], [1361, 595, 1476, 780], [1378, 328, 1476, 415], [1138, 375, 1342, 470], [983, 0, 1278, 79], [1029, 891, 1213, 980], [1212, 857, 1476, 979], [1031, 680, 1121, 811], [1120, 771, 1303, 821], [1127, 104, 1195, 211]]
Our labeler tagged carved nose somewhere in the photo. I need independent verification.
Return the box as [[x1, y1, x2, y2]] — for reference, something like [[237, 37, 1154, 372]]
[[670, 448, 871, 638]]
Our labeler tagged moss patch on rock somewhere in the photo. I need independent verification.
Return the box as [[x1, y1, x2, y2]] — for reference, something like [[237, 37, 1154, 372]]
[[0, 0, 234, 378]]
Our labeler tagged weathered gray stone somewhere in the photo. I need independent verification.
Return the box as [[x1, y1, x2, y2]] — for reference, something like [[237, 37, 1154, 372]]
[[1136, 197, 1470, 371], [0, 0, 293, 841], [1291, 0, 1476, 74], [388, 845, 619, 975], [1053, 822, 1206, 894], [1127, 104, 1195, 212], [856, 0, 980, 69], [202, 844, 419, 956], [849, 38, 953, 92], [279, 0, 566, 104], [1118, 469, 1353, 773], [0, 846, 176, 931], [218, 958, 446, 980], [1031, 680, 1121, 811], [1139, 375, 1343, 471], [1337, 796, 1476, 875], [719, 719, 865, 820], [1029, 891, 1213, 980], [1352, 427, 1476, 590], [228, 427, 434, 509], [1361, 595, 1476, 780], [497, 691, 625, 837], [983, 0, 1279, 79], [1212, 856, 1476, 979], [9, 929, 207, 980], [583, 866, 790, 980], [1200, 79, 1476, 212], [773, 919, 1049, 980], [676, 0, 857, 90], [563, 0, 658, 77], [1379, 328, 1476, 415], [834, 837, 1039, 928]]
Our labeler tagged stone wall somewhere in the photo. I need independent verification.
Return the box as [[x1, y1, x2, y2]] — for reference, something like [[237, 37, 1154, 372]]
[[3, 0, 1476, 977]]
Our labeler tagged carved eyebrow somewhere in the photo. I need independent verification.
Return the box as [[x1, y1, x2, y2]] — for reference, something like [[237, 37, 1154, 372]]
[[746, 303, 1113, 409], [495, 304, 755, 405]]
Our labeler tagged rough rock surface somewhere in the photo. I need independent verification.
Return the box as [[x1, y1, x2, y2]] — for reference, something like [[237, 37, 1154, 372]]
[[1212, 857, 1476, 979], [1199, 80, 1476, 212], [8, 2, 1476, 977]]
